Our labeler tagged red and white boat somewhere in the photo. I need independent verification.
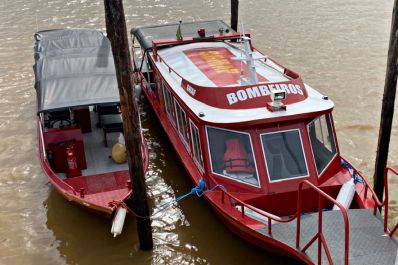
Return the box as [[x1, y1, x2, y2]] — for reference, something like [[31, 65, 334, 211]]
[[33, 29, 148, 229], [131, 20, 398, 264]]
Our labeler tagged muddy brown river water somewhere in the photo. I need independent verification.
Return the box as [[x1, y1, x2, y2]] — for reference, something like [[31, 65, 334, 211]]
[[0, 0, 397, 264]]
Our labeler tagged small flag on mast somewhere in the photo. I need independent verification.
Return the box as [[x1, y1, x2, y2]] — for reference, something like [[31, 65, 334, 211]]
[[176, 20, 183, 40]]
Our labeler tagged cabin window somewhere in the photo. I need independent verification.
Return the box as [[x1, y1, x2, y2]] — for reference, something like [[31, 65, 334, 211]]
[[308, 114, 337, 176], [261, 129, 308, 182], [162, 83, 175, 123], [206, 126, 259, 187], [175, 101, 189, 145], [190, 121, 203, 170]]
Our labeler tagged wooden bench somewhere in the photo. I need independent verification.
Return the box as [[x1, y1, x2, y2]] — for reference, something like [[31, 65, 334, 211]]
[[101, 114, 123, 147]]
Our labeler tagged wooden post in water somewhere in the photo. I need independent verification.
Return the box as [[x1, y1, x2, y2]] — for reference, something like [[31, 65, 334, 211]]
[[231, 0, 239, 31], [374, 0, 398, 202], [104, 0, 153, 250]]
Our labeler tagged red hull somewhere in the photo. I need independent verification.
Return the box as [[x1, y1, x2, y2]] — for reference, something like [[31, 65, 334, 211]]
[[131, 24, 381, 263], [37, 119, 149, 217]]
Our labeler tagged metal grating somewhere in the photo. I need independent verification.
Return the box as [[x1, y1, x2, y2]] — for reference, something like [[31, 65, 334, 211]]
[[257, 209, 398, 264]]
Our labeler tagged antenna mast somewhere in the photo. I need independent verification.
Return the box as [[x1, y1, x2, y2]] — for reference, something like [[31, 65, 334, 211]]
[[233, 21, 265, 85]]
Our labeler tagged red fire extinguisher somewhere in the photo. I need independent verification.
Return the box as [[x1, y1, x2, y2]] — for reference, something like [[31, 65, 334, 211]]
[[66, 144, 81, 177]]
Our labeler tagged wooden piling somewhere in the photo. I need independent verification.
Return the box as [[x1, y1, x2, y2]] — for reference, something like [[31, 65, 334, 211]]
[[104, 0, 153, 250], [231, 0, 239, 31], [373, 0, 398, 202]]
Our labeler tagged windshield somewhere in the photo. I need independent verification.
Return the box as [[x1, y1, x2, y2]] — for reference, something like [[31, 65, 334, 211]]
[[308, 114, 337, 175], [206, 126, 259, 187], [261, 129, 308, 182]]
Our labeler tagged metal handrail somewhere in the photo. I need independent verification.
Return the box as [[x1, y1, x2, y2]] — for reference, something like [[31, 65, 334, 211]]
[[384, 167, 398, 237], [297, 180, 349, 265], [348, 162, 398, 235], [217, 179, 350, 265], [220, 189, 297, 236]]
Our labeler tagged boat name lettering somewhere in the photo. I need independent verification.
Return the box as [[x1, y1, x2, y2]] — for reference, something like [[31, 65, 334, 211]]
[[186, 84, 196, 96], [226, 84, 303, 105]]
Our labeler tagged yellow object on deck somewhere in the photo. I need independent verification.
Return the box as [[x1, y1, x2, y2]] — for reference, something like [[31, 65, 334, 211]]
[[111, 143, 126, 164]]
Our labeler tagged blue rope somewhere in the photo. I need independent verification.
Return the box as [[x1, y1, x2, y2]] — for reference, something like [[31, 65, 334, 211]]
[[341, 159, 364, 184], [175, 178, 207, 202], [191, 178, 207, 197], [152, 178, 208, 216]]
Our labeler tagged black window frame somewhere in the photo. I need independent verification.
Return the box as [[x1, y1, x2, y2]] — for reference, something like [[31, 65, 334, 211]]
[[174, 100, 189, 148], [190, 120, 204, 171], [162, 82, 175, 124]]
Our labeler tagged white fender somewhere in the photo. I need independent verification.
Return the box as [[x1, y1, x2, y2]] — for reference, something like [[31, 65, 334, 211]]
[[333, 179, 356, 210], [111, 206, 127, 237]]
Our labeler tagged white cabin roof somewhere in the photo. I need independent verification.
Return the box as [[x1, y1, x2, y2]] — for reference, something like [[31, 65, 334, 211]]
[[158, 42, 289, 88], [153, 42, 334, 125]]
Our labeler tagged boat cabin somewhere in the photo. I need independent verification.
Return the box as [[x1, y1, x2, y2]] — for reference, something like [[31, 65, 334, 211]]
[[131, 20, 356, 217]]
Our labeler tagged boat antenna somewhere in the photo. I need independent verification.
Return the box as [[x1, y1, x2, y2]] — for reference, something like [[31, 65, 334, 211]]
[[233, 20, 264, 85], [35, 14, 39, 32], [239, 20, 245, 84], [232, 19, 267, 85], [35, 0, 39, 32]]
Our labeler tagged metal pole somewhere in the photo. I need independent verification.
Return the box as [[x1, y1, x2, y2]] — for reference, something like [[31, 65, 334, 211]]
[[374, 0, 398, 202], [104, 0, 153, 250], [231, 0, 239, 31]]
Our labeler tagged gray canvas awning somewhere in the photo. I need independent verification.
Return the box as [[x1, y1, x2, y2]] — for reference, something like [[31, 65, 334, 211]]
[[33, 28, 120, 113], [131, 20, 235, 50]]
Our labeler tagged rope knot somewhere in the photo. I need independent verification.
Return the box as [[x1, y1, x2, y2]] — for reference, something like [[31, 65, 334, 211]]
[[190, 178, 207, 197], [108, 200, 130, 213]]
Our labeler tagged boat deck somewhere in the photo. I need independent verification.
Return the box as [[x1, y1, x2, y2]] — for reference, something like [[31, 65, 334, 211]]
[[65, 170, 129, 199], [61, 110, 130, 206], [55, 109, 128, 179], [256, 209, 398, 264], [81, 110, 128, 176]]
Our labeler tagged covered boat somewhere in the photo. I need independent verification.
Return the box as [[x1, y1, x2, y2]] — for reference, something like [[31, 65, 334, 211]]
[[33, 29, 148, 219], [131, 20, 398, 264]]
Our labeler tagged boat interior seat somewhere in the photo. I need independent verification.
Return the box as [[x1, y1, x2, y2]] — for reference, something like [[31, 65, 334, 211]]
[[101, 113, 124, 147], [223, 138, 255, 174], [96, 103, 121, 128], [43, 127, 87, 173], [96, 103, 120, 114], [46, 108, 72, 128]]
